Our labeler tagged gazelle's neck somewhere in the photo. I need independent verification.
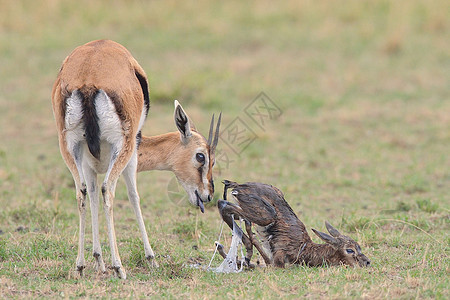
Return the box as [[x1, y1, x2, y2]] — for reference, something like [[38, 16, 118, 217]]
[[137, 132, 181, 172], [299, 242, 340, 267]]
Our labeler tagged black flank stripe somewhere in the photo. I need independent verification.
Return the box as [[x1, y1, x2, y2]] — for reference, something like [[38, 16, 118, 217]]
[[135, 71, 150, 118]]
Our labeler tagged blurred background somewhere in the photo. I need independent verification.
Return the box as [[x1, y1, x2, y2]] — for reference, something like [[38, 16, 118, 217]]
[[0, 0, 448, 297], [1, 0, 448, 210]]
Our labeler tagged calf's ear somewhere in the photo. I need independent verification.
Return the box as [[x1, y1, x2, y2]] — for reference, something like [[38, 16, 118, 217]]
[[312, 228, 339, 248], [325, 221, 342, 237]]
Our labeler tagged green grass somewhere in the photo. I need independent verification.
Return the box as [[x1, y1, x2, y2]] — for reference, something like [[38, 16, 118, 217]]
[[0, 0, 449, 298]]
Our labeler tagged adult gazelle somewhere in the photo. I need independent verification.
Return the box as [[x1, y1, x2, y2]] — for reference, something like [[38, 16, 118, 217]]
[[51, 40, 221, 279]]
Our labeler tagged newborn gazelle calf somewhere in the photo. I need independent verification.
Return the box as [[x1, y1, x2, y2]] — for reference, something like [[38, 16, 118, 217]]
[[217, 180, 370, 268]]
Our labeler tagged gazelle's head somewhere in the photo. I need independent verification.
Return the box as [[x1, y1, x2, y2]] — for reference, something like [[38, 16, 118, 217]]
[[172, 100, 221, 213], [312, 221, 371, 267]]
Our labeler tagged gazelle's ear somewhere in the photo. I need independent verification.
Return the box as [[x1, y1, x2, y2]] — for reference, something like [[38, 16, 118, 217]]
[[174, 100, 192, 143], [312, 228, 339, 248], [325, 221, 342, 237]]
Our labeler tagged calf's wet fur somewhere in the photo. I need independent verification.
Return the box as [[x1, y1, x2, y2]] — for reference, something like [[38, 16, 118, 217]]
[[217, 180, 370, 268]]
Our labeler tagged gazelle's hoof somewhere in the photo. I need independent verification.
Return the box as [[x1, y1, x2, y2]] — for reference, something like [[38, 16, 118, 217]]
[[214, 242, 224, 251], [214, 242, 227, 259], [113, 266, 127, 279], [146, 255, 159, 268], [93, 254, 107, 273], [77, 265, 85, 277], [243, 259, 256, 269]]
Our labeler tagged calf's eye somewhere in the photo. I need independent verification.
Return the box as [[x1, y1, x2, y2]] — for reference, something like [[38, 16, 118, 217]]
[[196, 153, 205, 164], [346, 249, 355, 254]]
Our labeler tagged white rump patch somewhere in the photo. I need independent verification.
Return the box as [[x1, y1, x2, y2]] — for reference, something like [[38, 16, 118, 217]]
[[95, 90, 123, 148], [64, 89, 126, 173], [65, 91, 83, 131], [64, 90, 84, 154]]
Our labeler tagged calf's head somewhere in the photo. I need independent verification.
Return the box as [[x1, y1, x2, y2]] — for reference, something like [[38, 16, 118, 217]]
[[312, 221, 371, 267]]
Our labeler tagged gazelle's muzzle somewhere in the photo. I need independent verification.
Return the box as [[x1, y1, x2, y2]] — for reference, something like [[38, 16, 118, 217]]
[[195, 190, 205, 213], [358, 254, 371, 267]]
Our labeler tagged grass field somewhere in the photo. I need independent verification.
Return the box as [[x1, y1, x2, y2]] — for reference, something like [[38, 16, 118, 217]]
[[0, 0, 449, 298]]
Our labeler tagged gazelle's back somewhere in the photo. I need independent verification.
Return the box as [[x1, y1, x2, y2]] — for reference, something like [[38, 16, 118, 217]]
[[58, 40, 145, 97], [52, 39, 149, 163]]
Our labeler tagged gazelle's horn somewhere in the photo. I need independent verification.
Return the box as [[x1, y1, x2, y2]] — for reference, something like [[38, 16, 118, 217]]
[[207, 114, 215, 146], [210, 112, 222, 154]]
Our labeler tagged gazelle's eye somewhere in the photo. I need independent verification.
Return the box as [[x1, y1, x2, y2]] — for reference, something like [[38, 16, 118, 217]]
[[196, 153, 205, 164], [346, 249, 355, 254]]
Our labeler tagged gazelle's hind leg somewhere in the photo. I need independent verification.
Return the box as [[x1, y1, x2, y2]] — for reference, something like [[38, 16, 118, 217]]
[[83, 164, 106, 273], [60, 139, 88, 276], [122, 151, 158, 268], [75, 180, 87, 276], [73, 149, 88, 275], [244, 221, 272, 266], [101, 145, 128, 279], [94, 89, 138, 279]]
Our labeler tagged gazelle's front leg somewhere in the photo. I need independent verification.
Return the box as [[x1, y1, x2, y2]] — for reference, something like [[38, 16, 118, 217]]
[[217, 200, 255, 265], [122, 151, 158, 268], [83, 164, 106, 273]]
